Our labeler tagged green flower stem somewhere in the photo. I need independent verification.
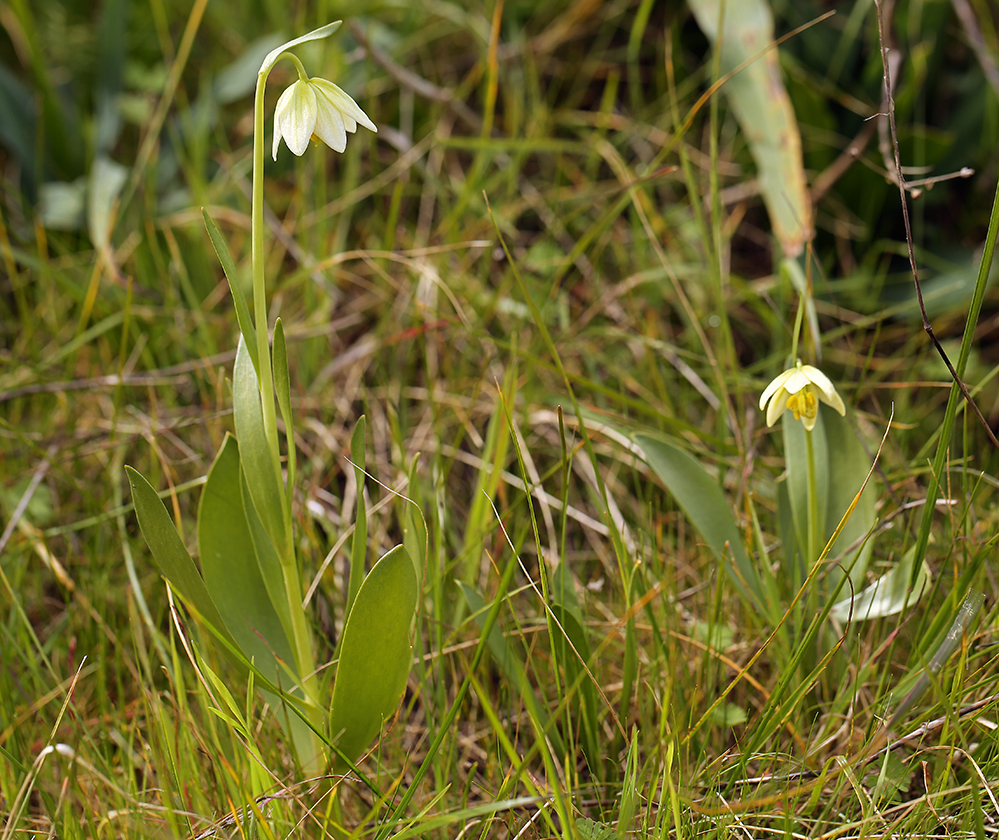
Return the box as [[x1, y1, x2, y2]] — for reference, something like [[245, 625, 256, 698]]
[[252, 58, 317, 711], [283, 51, 309, 81], [251, 66, 281, 493]]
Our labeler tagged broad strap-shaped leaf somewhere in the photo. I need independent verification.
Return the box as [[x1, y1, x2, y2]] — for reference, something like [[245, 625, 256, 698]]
[[239, 466, 293, 639], [830, 546, 929, 623], [781, 401, 829, 567], [822, 407, 876, 588], [197, 435, 297, 685], [125, 466, 235, 647], [233, 335, 289, 558], [687, 0, 810, 257], [634, 433, 770, 617], [329, 545, 417, 766]]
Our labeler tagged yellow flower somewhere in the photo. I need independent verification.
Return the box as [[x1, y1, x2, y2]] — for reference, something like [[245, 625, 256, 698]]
[[272, 77, 377, 160], [759, 360, 845, 431]]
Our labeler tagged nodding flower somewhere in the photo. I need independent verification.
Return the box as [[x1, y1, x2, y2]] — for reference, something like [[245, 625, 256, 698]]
[[272, 76, 376, 160], [759, 360, 845, 432]]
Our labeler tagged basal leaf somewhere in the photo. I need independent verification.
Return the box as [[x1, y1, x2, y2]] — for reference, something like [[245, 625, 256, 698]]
[[634, 433, 769, 617], [687, 0, 810, 257], [329, 545, 417, 766], [781, 402, 829, 567], [823, 407, 876, 588], [233, 335, 288, 558], [125, 466, 235, 647], [830, 547, 929, 622], [198, 435, 297, 683], [402, 453, 427, 594]]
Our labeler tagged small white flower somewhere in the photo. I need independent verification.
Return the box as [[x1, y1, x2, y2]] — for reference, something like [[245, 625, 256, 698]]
[[759, 360, 845, 432], [272, 77, 377, 160]]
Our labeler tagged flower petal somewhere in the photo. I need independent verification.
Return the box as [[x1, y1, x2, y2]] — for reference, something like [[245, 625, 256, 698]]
[[780, 366, 811, 395], [311, 78, 378, 133], [801, 365, 846, 416], [274, 79, 318, 158], [766, 389, 790, 427], [800, 365, 835, 399], [760, 368, 794, 410], [800, 405, 818, 431], [312, 92, 347, 152]]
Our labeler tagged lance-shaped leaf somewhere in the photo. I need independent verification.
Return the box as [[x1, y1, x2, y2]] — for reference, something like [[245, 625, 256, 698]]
[[233, 335, 289, 559], [687, 0, 811, 257], [329, 545, 417, 766], [197, 434, 297, 684], [125, 466, 235, 647], [635, 433, 770, 617]]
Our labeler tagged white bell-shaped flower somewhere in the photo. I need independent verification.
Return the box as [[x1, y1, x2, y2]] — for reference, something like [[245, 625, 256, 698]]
[[272, 77, 377, 160]]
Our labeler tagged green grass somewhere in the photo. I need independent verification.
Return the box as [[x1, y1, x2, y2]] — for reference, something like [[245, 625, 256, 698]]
[[4, 0, 999, 837]]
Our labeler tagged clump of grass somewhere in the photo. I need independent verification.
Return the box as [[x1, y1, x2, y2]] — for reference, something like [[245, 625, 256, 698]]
[[3, 1, 999, 838]]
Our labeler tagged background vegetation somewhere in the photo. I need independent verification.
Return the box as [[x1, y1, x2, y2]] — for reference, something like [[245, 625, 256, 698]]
[[3, 0, 999, 836]]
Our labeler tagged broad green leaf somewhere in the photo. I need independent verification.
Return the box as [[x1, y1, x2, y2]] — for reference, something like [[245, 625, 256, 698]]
[[687, 0, 810, 257], [634, 433, 769, 617], [781, 403, 829, 567], [708, 702, 748, 726], [204, 210, 257, 373], [347, 416, 367, 620], [86, 154, 127, 252], [329, 545, 417, 766], [0, 64, 36, 185], [550, 562, 597, 767], [576, 818, 615, 840], [93, 0, 127, 154], [124, 466, 235, 647], [822, 407, 876, 588], [462, 363, 515, 586], [239, 466, 292, 637], [830, 547, 929, 622], [197, 435, 297, 685], [233, 335, 288, 558]]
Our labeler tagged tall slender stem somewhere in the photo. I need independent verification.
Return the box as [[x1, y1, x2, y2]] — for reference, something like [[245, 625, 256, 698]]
[[252, 68, 281, 477], [252, 62, 317, 711]]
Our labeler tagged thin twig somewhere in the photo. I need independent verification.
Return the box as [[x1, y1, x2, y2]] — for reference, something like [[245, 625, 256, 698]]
[[875, 0, 999, 452]]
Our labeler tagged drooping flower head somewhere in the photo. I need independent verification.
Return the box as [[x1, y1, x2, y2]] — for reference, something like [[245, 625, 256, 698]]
[[759, 360, 845, 432], [273, 76, 377, 160]]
